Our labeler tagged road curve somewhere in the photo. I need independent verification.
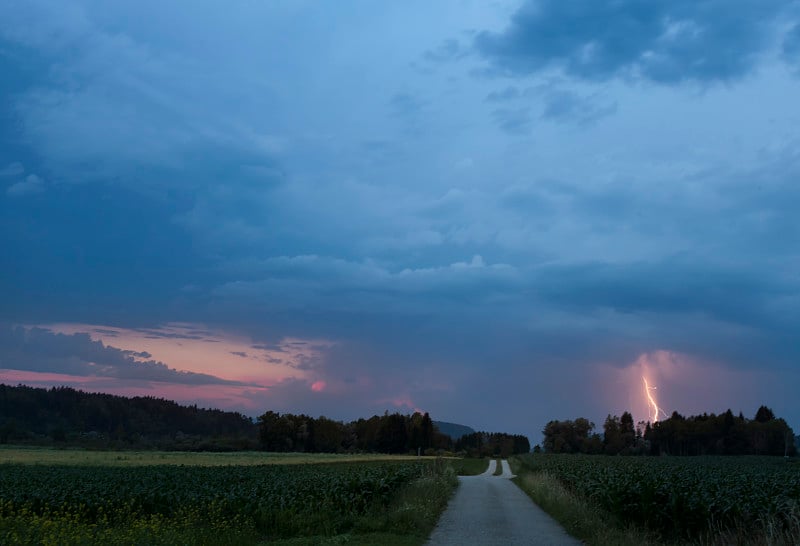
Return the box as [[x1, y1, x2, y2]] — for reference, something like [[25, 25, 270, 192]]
[[426, 459, 582, 546]]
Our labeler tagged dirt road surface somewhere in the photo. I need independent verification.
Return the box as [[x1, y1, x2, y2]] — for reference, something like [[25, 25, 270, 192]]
[[426, 459, 582, 545]]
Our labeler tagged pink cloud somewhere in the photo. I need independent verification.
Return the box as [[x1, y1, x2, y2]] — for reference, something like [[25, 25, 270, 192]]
[[38, 322, 333, 386], [310, 380, 326, 392], [381, 395, 425, 415], [0, 369, 112, 386]]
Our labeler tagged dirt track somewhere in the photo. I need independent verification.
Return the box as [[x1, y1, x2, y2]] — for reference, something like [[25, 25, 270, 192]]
[[426, 459, 582, 545]]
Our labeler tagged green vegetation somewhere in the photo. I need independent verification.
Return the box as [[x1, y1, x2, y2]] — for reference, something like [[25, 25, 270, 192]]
[[493, 459, 503, 476], [0, 457, 458, 545], [513, 454, 800, 545], [449, 457, 489, 476]]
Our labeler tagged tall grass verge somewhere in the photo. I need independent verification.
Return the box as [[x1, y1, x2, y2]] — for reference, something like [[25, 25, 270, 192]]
[[510, 465, 663, 546], [699, 500, 800, 546]]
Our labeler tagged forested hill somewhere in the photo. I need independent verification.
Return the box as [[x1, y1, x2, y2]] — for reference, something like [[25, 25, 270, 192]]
[[433, 421, 475, 440], [0, 384, 258, 450]]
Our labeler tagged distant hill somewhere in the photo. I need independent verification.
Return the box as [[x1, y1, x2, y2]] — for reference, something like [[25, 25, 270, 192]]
[[434, 421, 475, 440]]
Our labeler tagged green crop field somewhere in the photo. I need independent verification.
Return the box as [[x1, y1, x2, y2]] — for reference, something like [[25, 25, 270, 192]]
[[515, 454, 800, 543], [0, 450, 458, 545]]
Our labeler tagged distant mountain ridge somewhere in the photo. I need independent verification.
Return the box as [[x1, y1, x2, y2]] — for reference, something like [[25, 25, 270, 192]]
[[433, 421, 475, 440]]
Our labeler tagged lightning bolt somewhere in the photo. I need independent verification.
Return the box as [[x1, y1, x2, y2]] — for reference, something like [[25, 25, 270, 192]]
[[643, 376, 665, 423]]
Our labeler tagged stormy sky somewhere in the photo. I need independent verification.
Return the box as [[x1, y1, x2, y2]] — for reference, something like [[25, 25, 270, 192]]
[[1, 0, 799, 442]]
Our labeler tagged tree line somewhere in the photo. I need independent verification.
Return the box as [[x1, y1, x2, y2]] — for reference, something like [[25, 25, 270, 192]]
[[454, 431, 531, 457], [257, 410, 452, 454], [0, 384, 258, 450], [541, 405, 796, 456], [0, 384, 532, 456]]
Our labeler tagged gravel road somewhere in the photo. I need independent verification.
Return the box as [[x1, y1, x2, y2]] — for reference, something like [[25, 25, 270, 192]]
[[426, 460, 582, 545]]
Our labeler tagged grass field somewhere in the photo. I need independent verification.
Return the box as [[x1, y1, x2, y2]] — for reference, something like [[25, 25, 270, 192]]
[[0, 445, 425, 466], [0, 447, 461, 545], [449, 457, 489, 476]]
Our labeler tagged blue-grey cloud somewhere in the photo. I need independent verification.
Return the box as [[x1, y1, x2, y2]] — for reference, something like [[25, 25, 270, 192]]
[[6, 174, 45, 196], [486, 83, 617, 126], [423, 38, 469, 63], [476, 0, 795, 83], [540, 89, 617, 125], [491, 107, 534, 134], [389, 92, 426, 117], [784, 23, 800, 68], [485, 86, 522, 103]]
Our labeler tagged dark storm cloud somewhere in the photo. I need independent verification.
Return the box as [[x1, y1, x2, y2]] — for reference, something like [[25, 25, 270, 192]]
[[0, 324, 244, 386], [132, 328, 206, 341], [0, 181, 208, 325], [92, 328, 121, 337], [784, 23, 800, 67], [476, 0, 795, 83], [251, 343, 285, 352], [533, 260, 795, 330], [122, 350, 152, 359]]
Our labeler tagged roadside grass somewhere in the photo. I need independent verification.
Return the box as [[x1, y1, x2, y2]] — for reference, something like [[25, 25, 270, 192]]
[[697, 505, 800, 546], [508, 458, 663, 546], [448, 457, 489, 476], [0, 445, 424, 466], [493, 459, 503, 476]]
